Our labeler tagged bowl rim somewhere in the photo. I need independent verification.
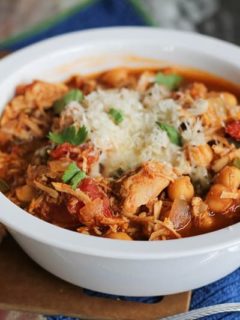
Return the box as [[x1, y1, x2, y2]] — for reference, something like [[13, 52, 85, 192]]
[[0, 26, 240, 260]]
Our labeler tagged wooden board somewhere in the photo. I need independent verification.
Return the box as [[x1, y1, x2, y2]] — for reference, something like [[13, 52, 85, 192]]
[[0, 52, 9, 58], [0, 236, 191, 320]]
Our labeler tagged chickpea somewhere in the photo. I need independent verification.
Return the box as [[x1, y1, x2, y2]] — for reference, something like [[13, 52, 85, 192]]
[[188, 144, 213, 167], [82, 79, 96, 95], [221, 92, 237, 107], [168, 176, 194, 202], [202, 97, 226, 128], [216, 166, 240, 190], [16, 185, 35, 202], [205, 184, 233, 213], [188, 82, 207, 99], [106, 232, 132, 240], [101, 69, 128, 87]]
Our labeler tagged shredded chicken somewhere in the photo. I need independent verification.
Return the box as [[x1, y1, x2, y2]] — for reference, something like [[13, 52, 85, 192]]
[[52, 182, 90, 204], [149, 219, 181, 240], [34, 180, 59, 199], [119, 161, 175, 216], [78, 198, 125, 227], [1, 68, 240, 240], [0, 81, 67, 141]]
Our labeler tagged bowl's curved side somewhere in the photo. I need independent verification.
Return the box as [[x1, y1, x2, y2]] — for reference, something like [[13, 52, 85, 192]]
[[1, 27, 240, 258], [9, 227, 240, 296]]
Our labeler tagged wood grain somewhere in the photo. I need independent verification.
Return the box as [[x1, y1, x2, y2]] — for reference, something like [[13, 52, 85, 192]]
[[0, 237, 191, 320], [0, 224, 6, 243], [0, 51, 9, 58]]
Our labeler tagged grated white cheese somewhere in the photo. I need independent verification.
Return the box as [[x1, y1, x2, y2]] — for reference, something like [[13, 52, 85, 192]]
[[142, 83, 170, 107], [148, 98, 182, 126], [187, 99, 208, 116], [190, 166, 210, 194], [61, 86, 209, 178], [181, 118, 206, 146]]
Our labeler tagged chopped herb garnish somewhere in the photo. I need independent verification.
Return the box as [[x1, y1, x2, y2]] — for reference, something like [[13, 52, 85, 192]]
[[233, 158, 240, 169], [155, 72, 183, 90], [108, 108, 124, 124], [54, 89, 83, 114], [48, 125, 88, 145], [0, 178, 9, 193], [62, 163, 86, 190], [70, 171, 86, 190], [157, 122, 182, 146], [62, 163, 81, 183]]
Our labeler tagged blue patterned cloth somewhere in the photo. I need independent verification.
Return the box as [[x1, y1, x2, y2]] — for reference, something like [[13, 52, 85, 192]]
[[1, 0, 240, 319], [191, 268, 240, 320], [0, 0, 148, 51]]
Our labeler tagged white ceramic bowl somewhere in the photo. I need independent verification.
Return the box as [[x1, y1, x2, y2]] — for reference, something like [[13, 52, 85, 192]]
[[0, 27, 240, 296]]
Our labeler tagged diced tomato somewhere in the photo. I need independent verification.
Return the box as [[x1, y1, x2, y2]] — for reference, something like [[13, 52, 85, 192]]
[[80, 178, 103, 200], [51, 143, 72, 159], [66, 178, 112, 220], [50, 143, 99, 173], [225, 121, 240, 141], [80, 178, 112, 217]]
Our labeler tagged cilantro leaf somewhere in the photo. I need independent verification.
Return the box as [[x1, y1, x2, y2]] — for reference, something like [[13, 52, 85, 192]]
[[233, 158, 240, 169], [54, 89, 83, 114], [48, 131, 65, 144], [71, 126, 88, 145], [108, 108, 124, 124], [62, 163, 86, 190], [155, 72, 183, 90], [0, 178, 9, 193], [48, 125, 88, 145], [157, 122, 182, 146], [70, 171, 86, 190], [62, 163, 80, 183]]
